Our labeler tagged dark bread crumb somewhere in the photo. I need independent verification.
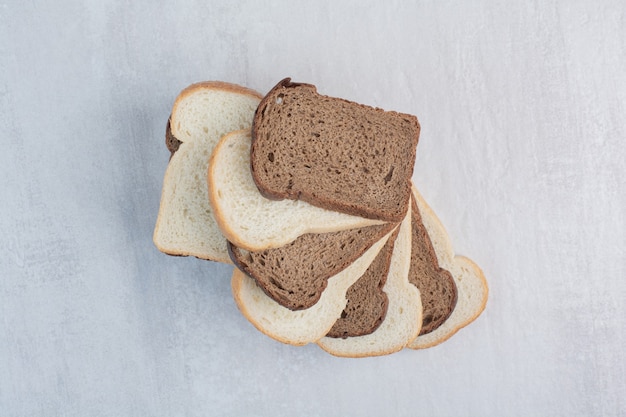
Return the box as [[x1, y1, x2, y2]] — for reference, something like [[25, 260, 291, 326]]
[[251, 78, 420, 222]]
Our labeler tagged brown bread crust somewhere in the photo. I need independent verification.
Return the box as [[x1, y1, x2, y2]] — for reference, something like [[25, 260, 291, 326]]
[[228, 223, 396, 311], [250, 78, 420, 222], [325, 228, 399, 338], [165, 117, 182, 158], [408, 197, 458, 335]]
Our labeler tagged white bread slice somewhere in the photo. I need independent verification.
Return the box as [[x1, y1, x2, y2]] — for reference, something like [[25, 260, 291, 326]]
[[317, 207, 423, 357], [230, 229, 395, 346], [153, 82, 262, 262], [408, 186, 488, 349], [208, 129, 385, 251]]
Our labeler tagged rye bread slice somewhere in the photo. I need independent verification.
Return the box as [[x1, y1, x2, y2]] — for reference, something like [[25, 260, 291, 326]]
[[250, 78, 420, 222], [325, 227, 399, 338], [408, 195, 458, 335], [228, 222, 396, 310]]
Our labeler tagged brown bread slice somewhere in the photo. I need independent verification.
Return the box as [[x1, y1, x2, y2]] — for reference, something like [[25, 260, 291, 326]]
[[250, 78, 420, 222], [228, 222, 396, 310], [325, 228, 399, 338], [408, 195, 458, 335]]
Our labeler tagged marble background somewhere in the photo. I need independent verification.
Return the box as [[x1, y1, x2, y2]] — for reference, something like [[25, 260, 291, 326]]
[[1, 1, 624, 416]]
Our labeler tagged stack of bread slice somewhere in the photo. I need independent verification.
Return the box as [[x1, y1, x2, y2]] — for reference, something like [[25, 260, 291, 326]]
[[154, 78, 488, 357]]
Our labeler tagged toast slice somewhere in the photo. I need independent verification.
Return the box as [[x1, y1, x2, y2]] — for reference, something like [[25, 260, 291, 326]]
[[228, 222, 396, 310], [230, 228, 395, 346], [153, 82, 262, 262], [408, 187, 488, 349], [208, 129, 385, 251], [318, 208, 423, 357], [250, 78, 420, 222]]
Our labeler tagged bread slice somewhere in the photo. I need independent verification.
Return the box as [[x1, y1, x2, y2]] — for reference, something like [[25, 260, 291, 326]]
[[408, 187, 488, 349], [153, 82, 262, 262], [208, 129, 385, 251], [230, 229, 395, 346], [227, 222, 396, 310], [250, 78, 420, 222], [317, 208, 422, 357], [408, 195, 458, 335]]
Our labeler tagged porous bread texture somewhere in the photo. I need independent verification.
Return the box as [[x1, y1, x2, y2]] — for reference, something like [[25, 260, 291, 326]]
[[228, 222, 396, 310], [408, 187, 488, 349], [208, 129, 385, 252], [408, 196, 458, 335], [318, 208, 422, 357], [153, 82, 262, 263], [251, 78, 420, 222], [230, 229, 395, 346]]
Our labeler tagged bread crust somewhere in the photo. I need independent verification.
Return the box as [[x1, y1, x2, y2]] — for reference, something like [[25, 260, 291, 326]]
[[172, 81, 263, 122], [165, 118, 181, 158]]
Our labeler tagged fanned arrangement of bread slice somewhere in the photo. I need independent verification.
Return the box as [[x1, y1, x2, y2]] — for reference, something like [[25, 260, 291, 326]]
[[154, 78, 488, 357]]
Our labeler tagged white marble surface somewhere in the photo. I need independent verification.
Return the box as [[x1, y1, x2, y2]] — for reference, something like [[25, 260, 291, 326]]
[[1, 1, 625, 416]]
